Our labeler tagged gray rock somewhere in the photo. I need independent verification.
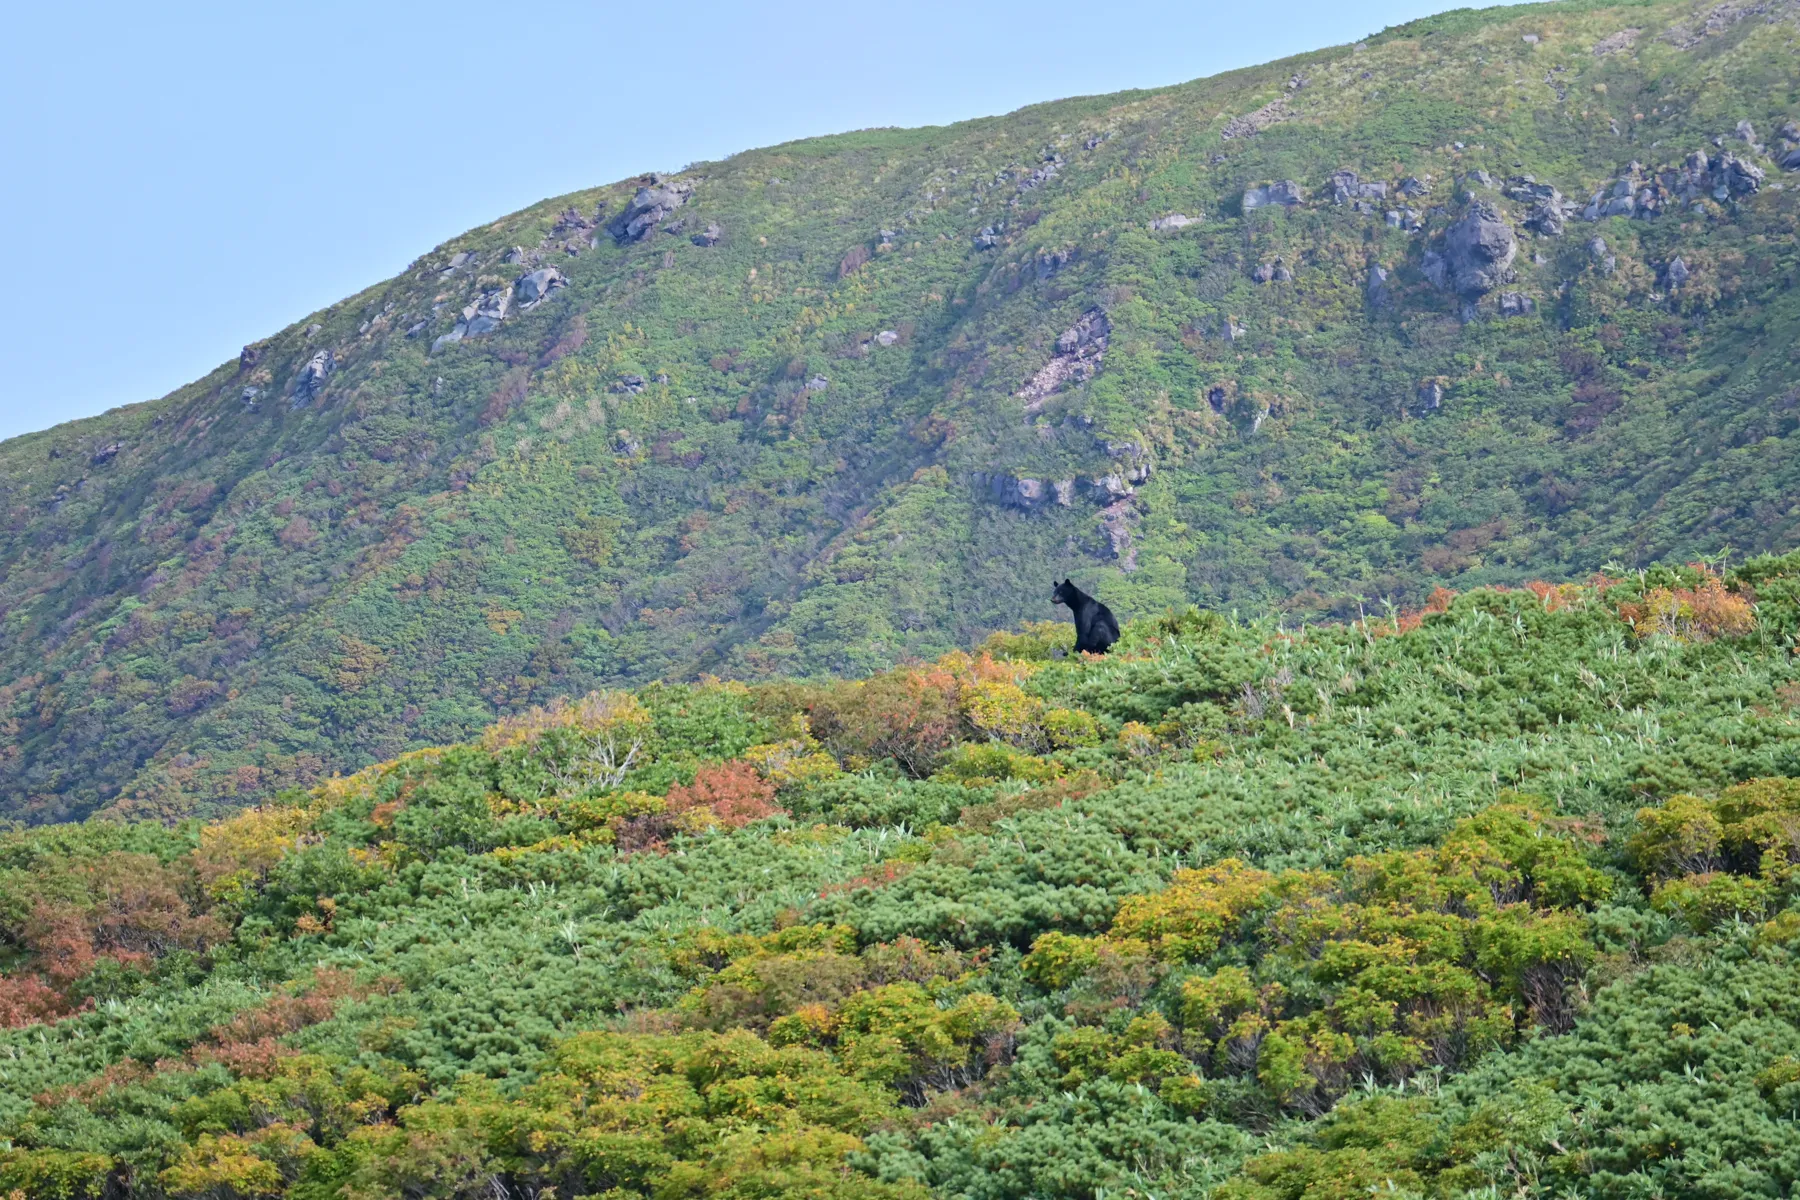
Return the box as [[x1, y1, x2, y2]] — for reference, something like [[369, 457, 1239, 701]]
[[89, 442, 123, 466], [1207, 386, 1228, 413], [1036, 248, 1073, 278], [1386, 210, 1403, 228], [432, 328, 463, 351], [609, 177, 693, 243], [876, 330, 900, 347], [1587, 236, 1608, 258], [292, 349, 335, 405], [1272, 261, 1293, 282], [1784, 148, 1800, 172], [1086, 473, 1134, 502], [1783, 122, 1800, 142], [614, 429, 642, 456], [1223, 318, 1248, 342], [1442, 201, 1517, 296], [1399, 175, 1432, 197], [240, 386, 260, 407], [239, 342, 265, 370], [805, 375, 830, 391], [1366, 264, 1392, 308], [1053, 479, 1075, 507], [692, 222, 723, 246], [1665, 256, 1691, 288], [1418, 380, 1444, 411], [1330, 170, 1388, 203], [610, 374, 647, 394], [1737, 119, 1757, 143], [1469, 169, 1496, 188], [1243, 180, 1303, 209], [461, 287, 513, 337], [1421, 251, 1448, 290], [1057, 309, 1111, 355], [1252, 262, 1275, 284], [515, 267, 568, 306], [1150, 213, 1198, 231], [1498, 291, 1535, 316], [406, 320, 428, 338], [1714, 152, 1764, 196], [974, 225, 1002, 249]]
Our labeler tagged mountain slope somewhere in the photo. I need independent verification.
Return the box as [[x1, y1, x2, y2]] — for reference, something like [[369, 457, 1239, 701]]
[[5, 0, 1800, 822]]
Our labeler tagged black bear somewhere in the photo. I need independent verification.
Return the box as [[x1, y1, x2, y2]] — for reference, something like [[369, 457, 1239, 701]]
[[1052, 578, 1120, 655]]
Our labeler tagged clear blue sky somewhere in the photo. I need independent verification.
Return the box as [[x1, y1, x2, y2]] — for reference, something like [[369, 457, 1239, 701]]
[[0, 0, 1476, 441]]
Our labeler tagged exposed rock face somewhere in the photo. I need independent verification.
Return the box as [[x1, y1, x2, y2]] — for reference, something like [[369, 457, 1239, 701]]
[[515, 267, 567, 307], [1418, 380, 1444, 412], [609, 178, 692, 243], [1052, 479, 1075, 507], [239, 342, 265, 371], [1222, 97, 1291, 140], [89, 442, 123, 466], [1330, 170, 1388, 204], [292, 350, 335, 405], [692, 222, 723, 246], [1017, 309, 1110, 409], [464, 288, 512, 336], [1035, 248, 1073, 278], [805, 375, 830, 392], [974, 473, 1052, 510], [1366, 264, 1392, 308], [1398, 176, 1432, 197], [1016, 153, 1062, 196], [1243, 180, 1303, 210], [1784, 147, 1800, 171], [1585, 151, 1766, 220], [1498, 291, 1535, 316], [1097, 501, 1137, 571], [1150, 213, 1198, 231], [1253, 262, 1275, 284], [1508, 177, 1570, 235], [611, 375, 647, 394], [1441, 201, 1518, 296], [1086, 473, 1133, 502], [1665, 256, 1692, 288], [973, 225, 1003, 249], [876, 330, 900, 347]]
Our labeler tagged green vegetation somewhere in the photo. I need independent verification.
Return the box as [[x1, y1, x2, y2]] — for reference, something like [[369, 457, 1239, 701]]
[[3, 555, 1800, 1197], [3, 0, 1800, 822]]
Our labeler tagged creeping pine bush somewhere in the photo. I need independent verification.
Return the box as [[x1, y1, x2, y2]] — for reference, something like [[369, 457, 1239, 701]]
[[5, 560, 1800, 1197]]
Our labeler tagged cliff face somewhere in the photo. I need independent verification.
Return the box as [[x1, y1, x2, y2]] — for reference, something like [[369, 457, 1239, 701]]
[[4, 0, 1800, 822]]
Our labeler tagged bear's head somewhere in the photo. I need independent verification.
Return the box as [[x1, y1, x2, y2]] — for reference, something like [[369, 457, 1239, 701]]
[[1051, 578, 1080, 607]]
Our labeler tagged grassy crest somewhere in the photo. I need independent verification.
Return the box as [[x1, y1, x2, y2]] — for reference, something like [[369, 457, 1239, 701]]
[[2, 554, 1799, 1197]]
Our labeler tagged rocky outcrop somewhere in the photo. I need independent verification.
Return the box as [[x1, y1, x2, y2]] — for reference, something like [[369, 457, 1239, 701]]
[[1440, 201, 1517, 297], [239, 342, 265, 371], [1150, 213, 1198, 231], [1507, 177, 1570, 235], [973, 225, 1003, 249], [1584, 151, 1766, 220], [691, 222, 723, 246], [1243, 180, 1303, 210], [1417, 380, 1444, 412], [1498, 291, 1535, 316], [515, 267, 567, 307], [1330, 170, 1388, 205], [1016, 309, 1111, 410], [1398, 176, 1432, 197], [1366, 264, 1392, 308], [292, 350, 335, 405], [1222, 97, 1290, 141], [610, 375, 647, 394], [433, 289, 512, 349], [609, 177, 692, 243], [89, 442, 123, 466], [1097, 502, 1137, 571], [1664, 256, 1692, 289]]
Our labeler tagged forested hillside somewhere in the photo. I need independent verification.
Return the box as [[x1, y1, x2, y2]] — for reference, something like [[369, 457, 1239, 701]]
[[4, 0, 1800, 824], [3, 555, 1799, 1198]]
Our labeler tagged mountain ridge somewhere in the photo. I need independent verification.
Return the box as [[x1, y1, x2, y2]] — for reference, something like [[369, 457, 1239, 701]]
[[4, 0, 1800, 823]]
